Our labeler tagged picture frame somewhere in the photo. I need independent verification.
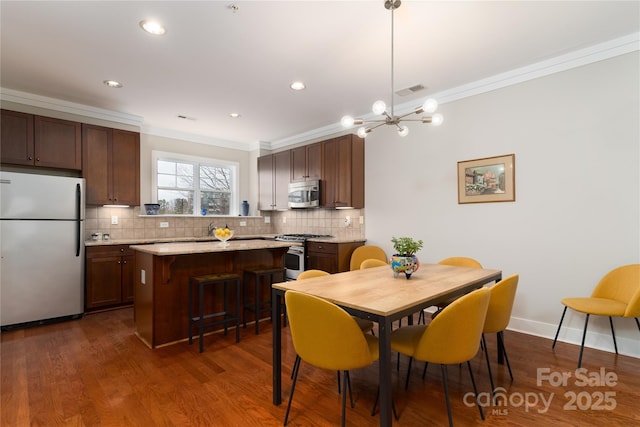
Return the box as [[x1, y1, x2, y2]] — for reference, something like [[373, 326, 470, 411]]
[[458, 154, 515, 204]]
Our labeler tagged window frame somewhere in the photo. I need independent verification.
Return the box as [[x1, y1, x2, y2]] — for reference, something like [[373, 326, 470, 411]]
[[151, 150, 239, 216]]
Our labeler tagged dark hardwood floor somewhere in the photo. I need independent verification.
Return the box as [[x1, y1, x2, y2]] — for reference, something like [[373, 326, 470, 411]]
[[2, 307, 639, 426]]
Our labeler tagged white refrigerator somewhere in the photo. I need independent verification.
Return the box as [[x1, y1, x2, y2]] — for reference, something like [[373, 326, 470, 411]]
[[1, 171, 85, 329]]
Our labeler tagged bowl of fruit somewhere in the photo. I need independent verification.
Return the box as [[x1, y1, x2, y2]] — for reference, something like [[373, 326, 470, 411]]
[[213, 226, 234, 247]]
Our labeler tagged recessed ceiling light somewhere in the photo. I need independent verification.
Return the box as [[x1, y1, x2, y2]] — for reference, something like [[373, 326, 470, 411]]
[[103, 80, 123, 88], [229, 113, 241, 118], [140, 20, 166, 35], [290, 81, 306, 91]]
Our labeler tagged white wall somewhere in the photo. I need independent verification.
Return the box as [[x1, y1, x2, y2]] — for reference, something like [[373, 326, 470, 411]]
[[364, 52, 640, 357]]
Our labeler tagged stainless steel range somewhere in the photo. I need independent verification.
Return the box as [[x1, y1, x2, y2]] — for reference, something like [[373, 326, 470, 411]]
[[275, 234, 332, 280]]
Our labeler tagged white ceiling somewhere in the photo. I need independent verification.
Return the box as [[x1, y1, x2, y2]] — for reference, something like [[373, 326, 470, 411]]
[[1, 1, 639, 149]]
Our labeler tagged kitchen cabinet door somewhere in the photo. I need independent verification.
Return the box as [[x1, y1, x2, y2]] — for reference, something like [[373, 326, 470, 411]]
[[258, 151, 290, 210], [0, 109, 34, 166], [1, 110, 81, 170], [82, 124, 140, 206], [85, 254, 123, 309], [291, 142, 322, 182], [322, 134, 364, 208], [34, 116, 82, 170], [111, 129, 140, 206], [85, 245, 135, 310]]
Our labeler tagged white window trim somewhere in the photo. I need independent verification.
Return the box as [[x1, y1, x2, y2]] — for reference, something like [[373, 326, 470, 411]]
[[151, 150, 240, 216]]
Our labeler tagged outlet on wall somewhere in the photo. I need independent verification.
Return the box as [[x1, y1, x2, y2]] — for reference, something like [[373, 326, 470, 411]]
[[344, 216, 351, 227], [159, 222, 169, 228], [111, 215, 118, 225], [264, 216, 271, 224]]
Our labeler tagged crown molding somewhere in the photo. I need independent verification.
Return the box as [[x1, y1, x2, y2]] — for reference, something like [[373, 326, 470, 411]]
[[271, 32, 640, 148], [141, 125, 255, 151], [2, 33, 637, 151], [0, 88, 144, 126]]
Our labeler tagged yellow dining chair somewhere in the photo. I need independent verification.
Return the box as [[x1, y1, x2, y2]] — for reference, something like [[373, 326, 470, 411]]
[[360, 258, 388, 269], [388, 287, 490, 426], [552, 264, 640, 368], [294, 269, 374, 395], [420, 257, 483, 323], [481, 274, 519, 397], [297, 269, 330, 280], [350, 245, 387, 271], [284, 290, 379, 427]]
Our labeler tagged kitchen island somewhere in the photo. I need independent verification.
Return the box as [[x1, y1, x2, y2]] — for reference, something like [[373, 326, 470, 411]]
[[130, 239, 298, 348]]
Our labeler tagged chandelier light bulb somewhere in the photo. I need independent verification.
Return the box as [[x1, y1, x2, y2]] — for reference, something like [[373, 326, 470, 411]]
[[422, 98, 438, 114], [341, 115, 355, 127], [357, 127, 368, 138], [432, 113, 444, 126], [398, 125, 409, 137], [372, 100, 387, 115]]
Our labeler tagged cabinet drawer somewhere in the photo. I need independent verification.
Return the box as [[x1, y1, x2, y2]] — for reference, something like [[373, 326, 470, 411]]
[[306, 242, 337, 254], [86, 245, 133, 258]]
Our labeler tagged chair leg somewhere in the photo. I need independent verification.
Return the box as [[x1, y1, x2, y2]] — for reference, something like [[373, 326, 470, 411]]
[[482, 334, 496, 399], [405, 356, 413, 390], [422, 361, 428, 379], [337, 371, 341, 394], [291, 355, 300, 380], [341, 370, 347, 427], [284, 355, 301, 426], [552, 306, 568, 348], [418, 310, 425, 324], [467, 361, 485, 421], [636, 318, 640, 334], [578, 314, 590, 369], [345, 371, 354, 408], [609, 317, 618, 354], [440, 365, 453, 427], [498, 331, 514, 381]]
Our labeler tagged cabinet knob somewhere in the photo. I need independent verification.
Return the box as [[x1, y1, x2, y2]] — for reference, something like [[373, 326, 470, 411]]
[[117, 261, 121, 264], [120, 248, 124, 252], [123, 260, 127, 264], [28, 156, 33, 160], [35, 157, 40, 162]]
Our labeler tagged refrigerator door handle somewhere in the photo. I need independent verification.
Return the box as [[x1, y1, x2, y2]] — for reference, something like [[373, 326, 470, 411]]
[[75, 183, 81, 257]]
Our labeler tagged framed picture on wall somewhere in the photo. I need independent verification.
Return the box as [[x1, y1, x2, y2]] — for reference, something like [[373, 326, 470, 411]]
[[458, 154, 515, 204]]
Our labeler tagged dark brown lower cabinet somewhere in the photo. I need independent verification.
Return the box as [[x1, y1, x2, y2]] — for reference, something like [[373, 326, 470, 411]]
[[85, 245, 134, 311], [305, 241, 364, 274]]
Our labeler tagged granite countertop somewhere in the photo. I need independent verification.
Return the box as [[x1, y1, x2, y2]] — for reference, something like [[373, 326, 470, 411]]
[[129, 239, 300, 256], [85, 235, 364, 246], [306, 237, 366, 244], [85, 234, 277, 247]]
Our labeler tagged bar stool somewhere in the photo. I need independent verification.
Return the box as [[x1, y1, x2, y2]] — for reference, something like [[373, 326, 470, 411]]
[[188, 272, 241, 353], [242, 267, 286, 334]]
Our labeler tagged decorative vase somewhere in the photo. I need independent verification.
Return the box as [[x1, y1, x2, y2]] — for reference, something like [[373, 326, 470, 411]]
[[241, 200, 249, 216], [391, 254, 420, 279]]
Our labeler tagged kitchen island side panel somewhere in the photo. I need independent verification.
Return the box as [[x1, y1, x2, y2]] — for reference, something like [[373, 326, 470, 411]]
[[134, 246, 288, 348]]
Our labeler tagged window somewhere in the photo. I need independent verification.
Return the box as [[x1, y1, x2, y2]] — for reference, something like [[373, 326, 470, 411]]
[[152, 151, 238, 215]]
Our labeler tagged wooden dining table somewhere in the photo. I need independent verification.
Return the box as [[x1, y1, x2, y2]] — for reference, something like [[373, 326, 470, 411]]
[[271, 263, 502, 427]]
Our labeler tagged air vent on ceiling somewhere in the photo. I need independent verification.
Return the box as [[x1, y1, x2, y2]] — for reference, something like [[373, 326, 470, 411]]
[[177, 115, 196, 121], [395, 84, 426, 97]]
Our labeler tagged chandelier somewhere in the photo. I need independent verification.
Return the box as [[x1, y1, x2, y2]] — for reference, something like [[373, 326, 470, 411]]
[[341, 0, 443, 138]]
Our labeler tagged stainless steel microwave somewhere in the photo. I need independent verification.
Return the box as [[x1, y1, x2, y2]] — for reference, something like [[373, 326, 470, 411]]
[[288, 180, 320, 208]]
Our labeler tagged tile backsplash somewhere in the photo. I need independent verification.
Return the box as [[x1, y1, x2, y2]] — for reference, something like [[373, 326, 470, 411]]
[[85, 207, 365, 241]]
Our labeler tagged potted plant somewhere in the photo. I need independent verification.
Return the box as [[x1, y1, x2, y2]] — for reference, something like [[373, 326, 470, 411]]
[[390, 236, 423, 279]]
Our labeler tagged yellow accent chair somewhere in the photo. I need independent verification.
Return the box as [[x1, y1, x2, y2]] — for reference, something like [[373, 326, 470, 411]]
[[481, 274, 519, 396], [389, 287, 491, 426], [360, 258, 388, 269], [284, 290, 379, 426], [294, 269, 374, 395], [297, 269, 331, 280], [349, 245, 387, 271], [552, 264, 640, 368], [422, 257, 483, 323]]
